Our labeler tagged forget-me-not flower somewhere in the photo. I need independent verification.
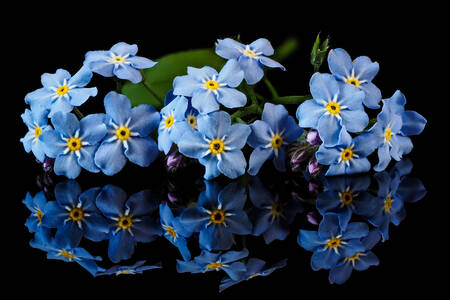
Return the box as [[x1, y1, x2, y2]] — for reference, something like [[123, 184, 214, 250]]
[[25, 66, 98, 117], [297, 73, 368, 146], [177, 111, 251, 179], [173, 60, 246, 114], [180, 182, 252, 251], [94, 92, 160, 175], [98, 260, 162, 276], [216, 38, 285, 85], [316, 130, 374, 176], [23, 191, 48, 233], [20, 108, 51, 162], [84, 42, 157, 83], [177, 248, 248, 281], [96, 185, 162, 263], [248, 103, 303, 175], [40, 112, 107, 179], [297, 214, 369, 271], [328, 48, 381, 108]]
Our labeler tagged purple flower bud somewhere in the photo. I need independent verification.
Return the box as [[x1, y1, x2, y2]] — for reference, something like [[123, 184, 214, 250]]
[[307, 211, 322, 225], [306, 130, 321, 145], [167, 192, 180, 203], [308, 182, 319, 194], [291, 151, 305, 165], [308, 159, 320, 174], [43, 157, 55, 172], [167, 151, 183, 168]]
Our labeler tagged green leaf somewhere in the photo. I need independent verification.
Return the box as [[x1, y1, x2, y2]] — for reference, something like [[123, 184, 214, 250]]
[[271, 95, 312, 105], [273, 37, 299, 62], [121, 49, 225, 109]]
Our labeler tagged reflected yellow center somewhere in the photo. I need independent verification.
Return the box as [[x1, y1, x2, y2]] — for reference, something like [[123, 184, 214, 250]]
[[118, 216, 133, 229], [243, 49, 258, 58], [326, 237, 341, 249], [206, 262, 223, 270], [69, 207, 84, 221], [186, 115, 197, 129], [165, 226, 178, 239], [385, 128, 392, 141], [345, 252, 361, 262], [271, 202, 284, 216], [326, 102, 341, 115], [340, 192, 353, 206], [60, 250, 75, 260], [210, 209, 226, 224], [165, 116, 174, 128], [67, 137, 82, 151], [36, 209, 44, 223], [384, 196, 393, 212]]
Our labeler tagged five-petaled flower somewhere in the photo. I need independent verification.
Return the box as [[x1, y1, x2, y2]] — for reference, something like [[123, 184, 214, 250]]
[[216, 38, 285, 85], [20, 108, 51, 162], [23, 191, 48, 233], [84, 42, 157, 84]]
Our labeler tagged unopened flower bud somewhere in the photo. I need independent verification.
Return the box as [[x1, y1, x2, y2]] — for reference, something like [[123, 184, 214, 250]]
[[307, 210, 322, 225], [308, 159, 320, 174], [306, 130, 321, 145]]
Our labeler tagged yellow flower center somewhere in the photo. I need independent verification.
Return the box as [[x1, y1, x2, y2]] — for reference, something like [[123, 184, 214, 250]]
[[243, 49, 258, 58], [384, 196, 393, 212], [326, 102, 341, 115], [205, 80, 220, 90], [340, 192, 353, 206], [34, 126, 42, 139], [346, 77, 360, 87], [117, 270, 133, 275], [271, 202, 284, 216], [345, 252, 361, 262], [56, 85, 69, 96], [186, 115, 197, 129], [118, 216, 133, 230], [165, 226, 178, 239], [60, 250, 75, 260], [69, 207, 84, 222], [385, 128, 392, 141], [326, 237, 342, 249], [116, 127, 131, 141], [340, 148, 354, 162], [206, 262, 223, 270], [165, 116, 174, 128], [271, 135, 283, 149], [67, 137, 82, 151], [209, 139, 225, 154], [210, 209, 226, 224], [112, 55, 126, 65], [36, 209, 44, 223]]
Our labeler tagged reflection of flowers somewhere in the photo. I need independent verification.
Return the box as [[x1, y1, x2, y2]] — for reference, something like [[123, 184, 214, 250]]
[[98, 260, 162, 276], [23, 191, 48, 233]]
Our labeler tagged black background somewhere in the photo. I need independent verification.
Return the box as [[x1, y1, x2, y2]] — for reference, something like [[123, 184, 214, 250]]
[[6, 4, 442, 298]]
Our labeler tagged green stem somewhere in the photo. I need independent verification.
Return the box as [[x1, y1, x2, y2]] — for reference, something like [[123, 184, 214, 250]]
[[243, 82, 258, 106], [231, 103, 262, 123], [271, 95, 312, 105], [72, 107, 84, 119], [139, 70, 163, 104], [264, 78, 279, 99]]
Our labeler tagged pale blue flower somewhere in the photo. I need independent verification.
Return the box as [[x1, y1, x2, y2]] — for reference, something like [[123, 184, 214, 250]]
[[20, 108, 51, 162]]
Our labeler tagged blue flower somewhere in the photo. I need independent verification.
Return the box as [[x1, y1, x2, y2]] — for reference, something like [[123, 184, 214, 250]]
[[328, 230, 380, 284], [177, 111, 251, 179], [96, 185, 162, 263], [43, 181, 110, 245], [248, 103, 303, 175], [23, 191, 48, 233], [328, 48, 381, 108], [248, 177, 303, 244], [177, 248, 248, 281], [296, 73, 368, 146], [20, 108, 51, 162], [84, 42, 157, 84], [158, 96, 191, 154], [40, 112, 107, 179], [316, 130, 374, 176], [160, 203, 193, 261], [180, 182, 252, 251], [316, 175, 376, 230], [297, 214, 369, 271], [25, 66, 98, 117], [219, 258, 287, 292], [98, 260, 162, 276], [173, 60, 246, 115], [216, 38, 285, 85], [358, 91, 427, 171], [94, 92, 160, 175]]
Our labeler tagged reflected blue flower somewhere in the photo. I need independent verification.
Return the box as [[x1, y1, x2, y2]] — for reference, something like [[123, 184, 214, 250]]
[[20, 108, 51, 162], [23, 191, 48, 233], [248, 177, 303, 244], [298, 214, 369, 270], [98, 260, 162, 276], [180, 182, 252, 251], [160, 203, 193, 261], [177, 248, 248, 281], [329, 230, 380, 284], [316, 175, 376, 230], [219, 258, 287, 292], [96, 185, 162, 263]]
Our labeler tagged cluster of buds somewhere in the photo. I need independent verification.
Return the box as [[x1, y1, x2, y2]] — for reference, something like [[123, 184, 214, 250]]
[[288, 130, 323, 176]]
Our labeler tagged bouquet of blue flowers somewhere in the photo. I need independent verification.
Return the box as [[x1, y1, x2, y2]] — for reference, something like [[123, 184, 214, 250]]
[[21, 35, 426, 180]]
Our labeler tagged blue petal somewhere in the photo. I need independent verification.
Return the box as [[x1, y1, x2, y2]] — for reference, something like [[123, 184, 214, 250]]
[[360, 82, 381, 109], [223, 262, 247, 281], [318, 214, 341, 240], [353, 56, 379, 82], [221, 248, 249, 264], [316, 145, 340, 165], [342, 222, 369, 240], [340, 109, 368, 133], [48, 98, 73, 118], [258, 56, 285, 71], [327, 48, 353, 80], [128, 56, 157, 69], [40, 130, 65, 158], [55, 180, 82, 206], [94, 141, 127, 175], [329, 262, 353, 284], [108, 230, 135, 263], [68, 65, 94, 87], [220, 182, 247, 211], [217, 87, 247, 109], [216, 39, 245, 59], [177, 130, 207, 159], [79, 114, 107, 144], [96, 185, 127, 218], [248, 147, 273, 176], [191, 90, 219, 114], [217, 59, 244, 88], [51, 112, 80, 138], [217, 150, 247, 179], [400, 110, 426, 136], [199, 156, 221, 180], [54, 154, 82, 179], [261, 103, 287, 132], [347, 158, 371, 175], [297, 230, 324, 251], [132, 217, 162, 242], [225, 123, 251, 150], [126, 190, 159, 216], [173, 75, 202, 97], [158, 129, 173, 154], [110, 42, 138, 56], [180, 206, 209, 232], [124, 137, 158, 167], [68, 88, 98, 106], [250, 38, 274, 55], [78, 145, 100, 172], [197, 110, 231, 140], [317, 114, 343, 147], [104, 92, 132, 126], [311, 250, 339, 271], [226, 211, 252, 235], [247, 120, 272, 148], [41, 69, 71, 89], [199, 224, 233, 251], [114, 64, 142, 83], [297, 99, 326, 129], [374, 144, 391, 172], [238, 55, 264, 85]]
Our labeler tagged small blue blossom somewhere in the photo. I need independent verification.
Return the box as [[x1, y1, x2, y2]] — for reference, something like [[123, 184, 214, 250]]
[[328, 48, 381, 109], [23, 191, 48, 233], [216, 38, 285, 85], [296, 73, 368, 146], [219, 258, 287, 292], [98, 260, 162, 276], [248, 103, 303, 175], [158, 96, 191, 154], [177, 248, 248, 281], [316, 175, 376, 230], [25, 66, 97, 117], [43, 181, 110, 245], [173, 60, 246, 115], [358, 90, 427, 172], [84, 42, 157, 84], [96, 185, 162, 263], [177, 111, 251, 180], [180, 182, 252, 251], [316, 130, 374, 176], [248, 177, 303, 244], [160, 203, 193, 261], [297, 214, 369, 271], [20, 108, 51, 162], [40, 112, 107, 179], [94, 92, 160, 175], [328, 230, 380, 284]]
